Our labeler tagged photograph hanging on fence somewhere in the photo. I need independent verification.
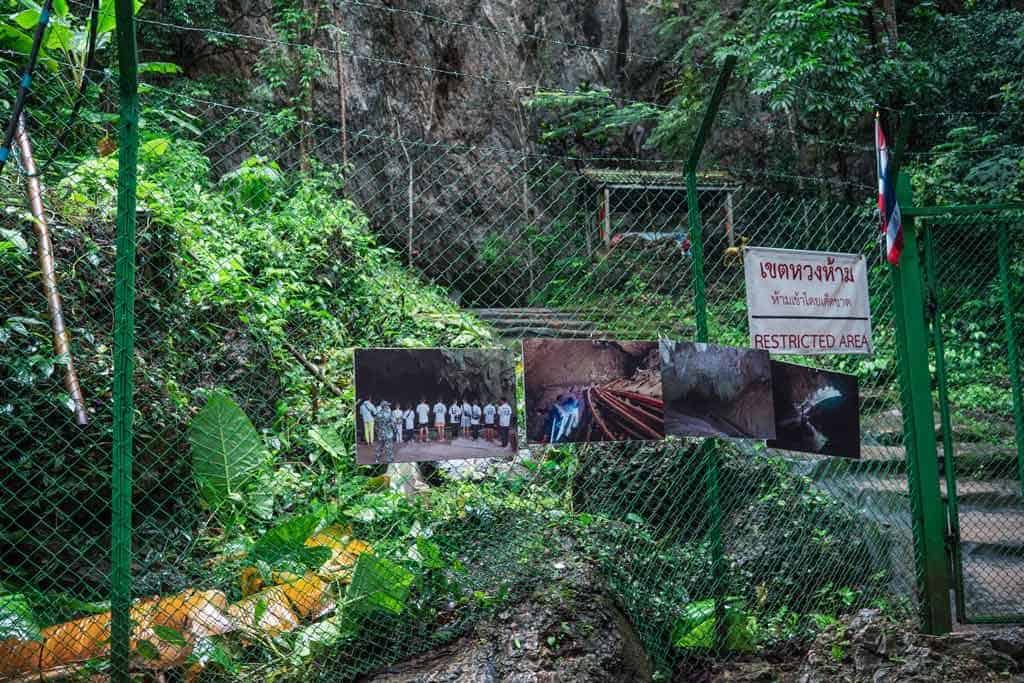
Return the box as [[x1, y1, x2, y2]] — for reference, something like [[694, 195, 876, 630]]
[[522, 339, 664, 444], [660, 340, 776, 439], [767, 361, 861, 459], [354, 348, 517, 464]]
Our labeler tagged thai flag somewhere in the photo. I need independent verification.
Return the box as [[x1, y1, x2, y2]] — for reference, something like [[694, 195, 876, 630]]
[[875, 117, 903, 265]]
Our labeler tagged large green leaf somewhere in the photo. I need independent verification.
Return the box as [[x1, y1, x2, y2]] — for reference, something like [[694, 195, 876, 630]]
[[346, 554, 414, 616], [0, 592, 43, 641], [189, 392, 266, 508], [249, 510, 330, 575], [0, 25, 33, 54], [671, 597, 758, 652]]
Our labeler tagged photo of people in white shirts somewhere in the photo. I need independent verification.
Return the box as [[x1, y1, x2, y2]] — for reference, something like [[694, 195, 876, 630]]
[[354, 348, 517, 464]]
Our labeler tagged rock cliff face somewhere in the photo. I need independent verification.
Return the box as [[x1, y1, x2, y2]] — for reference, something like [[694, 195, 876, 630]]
[[197, 0, 662, 147], [162, 1, 669, 291]]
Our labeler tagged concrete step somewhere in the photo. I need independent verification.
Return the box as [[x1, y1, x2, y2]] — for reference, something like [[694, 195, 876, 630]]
[[957, 508, 1024, 548], [838, 476, 1022, 505], [482, 318, 601, 330], [491, 326, 613, 338], [470, 308, 612, 320], [961, 553, 1024, 618]]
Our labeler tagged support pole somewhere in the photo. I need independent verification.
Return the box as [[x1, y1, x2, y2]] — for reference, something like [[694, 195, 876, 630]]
[[891, 172, 952, 635], [603, 186, 611, 249], [15, 116, 88, 426], [724, 191, 735, 248], [684, 55, 735, 652], [686, 55, 735, 341], [112, 0, 139, 679]]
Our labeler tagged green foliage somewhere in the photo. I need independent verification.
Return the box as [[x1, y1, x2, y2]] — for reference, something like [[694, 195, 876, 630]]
[[525, 88, 663, 153], [248, 510, 331, 577], [0, 0, 145, 74], [906, 6, 1024, 204], [219, 155, 284, 209], [189, 391, 268, 510], [721, 0, 880, 127], [0, 592, 43, 641], [347, 554, 415, 616], [671, 597, 758, 652]]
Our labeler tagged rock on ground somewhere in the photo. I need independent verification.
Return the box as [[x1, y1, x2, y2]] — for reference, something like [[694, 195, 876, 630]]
[[706, 609, 1024, 683], [360, 558, 651, 682]]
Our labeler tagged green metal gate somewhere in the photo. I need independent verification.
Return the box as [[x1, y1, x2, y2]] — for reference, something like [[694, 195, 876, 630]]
[[917, 206, 1024, 624]]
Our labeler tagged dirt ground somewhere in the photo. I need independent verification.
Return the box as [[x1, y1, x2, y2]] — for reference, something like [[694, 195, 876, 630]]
[[692, 611, 1024, 682]]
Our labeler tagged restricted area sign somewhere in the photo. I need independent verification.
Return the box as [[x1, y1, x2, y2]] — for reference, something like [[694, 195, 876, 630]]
[[743, 246, 873, 355]]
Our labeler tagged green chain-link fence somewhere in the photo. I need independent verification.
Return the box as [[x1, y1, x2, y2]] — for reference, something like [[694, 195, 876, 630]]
[[1, 5, 1021, 682], [920, 211, 1024, 625]]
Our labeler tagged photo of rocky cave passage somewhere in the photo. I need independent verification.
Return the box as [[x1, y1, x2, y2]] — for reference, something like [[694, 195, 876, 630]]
[[660, 340, 776, 440], [767, 361, 861, 459], [522, 339, 664, 444], [354, 348, 517, 464]]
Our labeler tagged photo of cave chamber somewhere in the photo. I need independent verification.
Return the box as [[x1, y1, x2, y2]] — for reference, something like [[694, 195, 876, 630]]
[[767, 361, 861, 459], [660, 340, 776, 440], [522, 339, 664, 444], [354, 348, 517, 464]]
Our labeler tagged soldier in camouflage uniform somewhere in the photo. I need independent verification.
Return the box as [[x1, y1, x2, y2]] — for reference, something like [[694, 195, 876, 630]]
[[374, 401, 395, 463]]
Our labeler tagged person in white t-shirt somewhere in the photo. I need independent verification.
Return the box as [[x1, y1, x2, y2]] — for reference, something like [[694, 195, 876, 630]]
[[448, 401, 462, 442], [470, 401, 482, 440], [497, 397, 513, 447], [403, 406, 415, 442], [416, 398, 431, 442], [460, 399, 472, 439], [392, 403, 405, 444], [483, 402, 496, 441], [433, 399, 447, 442]]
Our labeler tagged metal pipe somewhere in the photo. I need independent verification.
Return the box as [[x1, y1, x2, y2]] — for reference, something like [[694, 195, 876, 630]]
[[15, 115, 88, 426], [596, 388, 662, 439]]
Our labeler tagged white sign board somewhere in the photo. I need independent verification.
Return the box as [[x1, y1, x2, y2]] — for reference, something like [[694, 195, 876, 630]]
[[743, 247, 872, 355]]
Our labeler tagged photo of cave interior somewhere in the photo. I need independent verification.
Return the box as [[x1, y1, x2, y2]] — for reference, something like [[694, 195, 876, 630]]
[[522, 339, 664, 444]]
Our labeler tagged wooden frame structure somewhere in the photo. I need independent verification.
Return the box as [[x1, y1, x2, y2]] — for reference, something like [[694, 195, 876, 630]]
[[582, 168, 739, 249]]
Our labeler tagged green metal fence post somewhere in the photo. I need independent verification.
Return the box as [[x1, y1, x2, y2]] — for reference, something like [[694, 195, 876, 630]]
[[685, 56, 735, 652], [686, 55, 735, 342], [892, 173, 952, 635], [111, 0, 139, 679], [996, 226, 1024, 495]]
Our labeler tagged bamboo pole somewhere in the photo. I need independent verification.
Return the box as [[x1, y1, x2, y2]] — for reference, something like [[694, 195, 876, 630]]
[[15, 115, 88, 426]]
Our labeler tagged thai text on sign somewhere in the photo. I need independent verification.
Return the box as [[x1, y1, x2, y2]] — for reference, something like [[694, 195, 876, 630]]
[[743, 246, 873, 355]]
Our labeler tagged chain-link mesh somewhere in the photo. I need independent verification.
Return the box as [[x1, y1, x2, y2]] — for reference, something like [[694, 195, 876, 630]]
[[1, 11, 1017, 682], [923, 215, 1024, 623]]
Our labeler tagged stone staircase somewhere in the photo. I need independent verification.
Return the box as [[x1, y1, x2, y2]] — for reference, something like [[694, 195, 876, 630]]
[[469, 308, 611, 339], [469, 307, 693, 340], [818, 462, 1024, 623]]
